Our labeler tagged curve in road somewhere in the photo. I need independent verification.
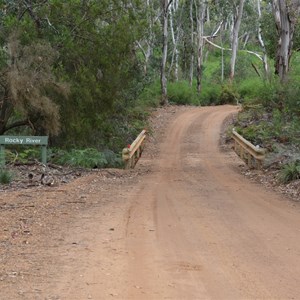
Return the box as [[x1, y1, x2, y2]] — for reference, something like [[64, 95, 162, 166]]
[[125, 105, 300, 299], [42, 105, 300, 300]]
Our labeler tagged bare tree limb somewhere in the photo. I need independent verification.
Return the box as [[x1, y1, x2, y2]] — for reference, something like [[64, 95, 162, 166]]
[[203, 37, 263, 61], [136, 41, 147, 59]]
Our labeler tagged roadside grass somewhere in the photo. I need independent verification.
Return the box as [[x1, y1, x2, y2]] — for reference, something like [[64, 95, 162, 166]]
[[280, 161, 300, 183], [50, 148, 122, 169], [0, 168, 13, 185]]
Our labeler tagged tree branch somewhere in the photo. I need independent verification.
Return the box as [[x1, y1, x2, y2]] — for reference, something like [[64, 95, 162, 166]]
[[211, 22, 223, 37], [2, 119, 30, 134], [166, 0, 174, 13], [136, 41, 147, 59], [203, 37, 263, 61]]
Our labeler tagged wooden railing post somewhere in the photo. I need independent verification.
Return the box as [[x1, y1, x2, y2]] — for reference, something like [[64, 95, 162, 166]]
[[122, 148, 131, 169]]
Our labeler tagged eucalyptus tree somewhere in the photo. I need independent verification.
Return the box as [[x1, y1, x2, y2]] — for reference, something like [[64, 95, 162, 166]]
[[272, 0, 300, 81], [136, 0, 161, 76], [189, 0, 195, 86], [202, 0, 269, 81], [161, 0, 173, 105], [195, 0, 207, 93], [169, 0, 183, 81], [257, 0, 269, 77], [230, 0, 245, 81]]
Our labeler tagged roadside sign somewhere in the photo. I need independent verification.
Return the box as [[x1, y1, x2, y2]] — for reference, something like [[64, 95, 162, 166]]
[[0, 136, 48, 166]]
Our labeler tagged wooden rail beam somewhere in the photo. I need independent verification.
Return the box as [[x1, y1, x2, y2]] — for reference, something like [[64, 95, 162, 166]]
[[232, 129, 266, 169], [122, 130, 147, 169]]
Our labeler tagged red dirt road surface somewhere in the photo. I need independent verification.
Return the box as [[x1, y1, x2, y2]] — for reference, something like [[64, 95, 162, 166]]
[[2, 105, 300, 299]]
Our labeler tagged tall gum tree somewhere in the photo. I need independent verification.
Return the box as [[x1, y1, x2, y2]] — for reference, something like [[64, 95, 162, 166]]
[[272, 0, 300, 81], [136, 0, 160, 76], [189, 0, 195, 86], [169, 0, 183, 81], [257, 0, 269, 78], [195, 0, 207, 94], [230, 0, 245, 81], [160, 0, 173, 105]]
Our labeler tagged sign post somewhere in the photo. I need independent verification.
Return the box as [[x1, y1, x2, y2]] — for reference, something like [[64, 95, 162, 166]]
[[0, 136, 48, 166]]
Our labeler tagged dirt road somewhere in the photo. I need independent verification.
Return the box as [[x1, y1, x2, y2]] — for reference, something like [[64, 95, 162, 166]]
[[2, 105, 300, 299]]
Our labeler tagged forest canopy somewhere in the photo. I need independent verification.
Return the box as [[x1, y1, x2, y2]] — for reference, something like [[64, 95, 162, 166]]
[[0, 0, 299, 153]]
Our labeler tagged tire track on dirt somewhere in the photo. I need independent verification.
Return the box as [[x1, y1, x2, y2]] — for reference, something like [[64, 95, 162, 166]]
[[8, 105, 300, 300]]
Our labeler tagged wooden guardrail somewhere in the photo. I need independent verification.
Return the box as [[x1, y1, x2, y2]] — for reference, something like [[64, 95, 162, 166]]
[[122, 130, 147, 169], [232, 129, 266, 169]]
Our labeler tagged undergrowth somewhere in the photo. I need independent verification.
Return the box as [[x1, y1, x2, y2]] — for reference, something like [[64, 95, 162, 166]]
[[51, 148, 122, 169], [234, 78, 300, 149], [0, 168, 13, 184], [280, 161, 300, 183], [167, 81, 200, 105]]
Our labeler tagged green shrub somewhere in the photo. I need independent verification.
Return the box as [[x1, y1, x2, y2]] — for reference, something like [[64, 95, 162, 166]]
[[0, 168, 13, 185], [235, 53, 263, 81], [167, 81, 200, 106], [280, 160, 300, 183], [102, 149, 123, 167], [219, 84, 240, 105], [282, 81, 300, 116], [137, 81, 161, 107], [289, 117, 300, 144], [237, 125, 261, 144], [16, 148, 41, 163], [256, 79, 300, 115], [237, 78, 264, 103], [2, 148, 41, 164], [199, 84, 222, 106], [255, 80, 279, 108], [52, 148, 122, 168]]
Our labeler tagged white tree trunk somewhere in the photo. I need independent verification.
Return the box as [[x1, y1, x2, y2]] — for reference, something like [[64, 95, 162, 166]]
[[136, 41, 152, 75], [196, 0, 206, 94], [189, 0, 194, 86], [230, 0, 245, 81], [206, 5, 210, 23], [169, 1, 180, 81], [220, 24, 224, 82], [257, 0, 269, 77], [161, 0, 171, 105], [136, 0, 159, 75], [242, 33, 250, 49], [272, 0, 300, 81]]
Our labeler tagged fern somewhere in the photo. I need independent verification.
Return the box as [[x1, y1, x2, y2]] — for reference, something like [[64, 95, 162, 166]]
[[280, 160, 300, 183]]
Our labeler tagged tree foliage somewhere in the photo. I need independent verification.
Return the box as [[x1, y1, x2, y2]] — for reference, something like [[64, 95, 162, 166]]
[[0, 0, 300, 153], [0, 0, 145, 147]]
